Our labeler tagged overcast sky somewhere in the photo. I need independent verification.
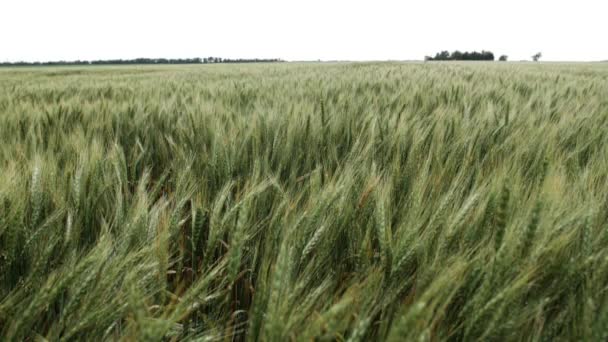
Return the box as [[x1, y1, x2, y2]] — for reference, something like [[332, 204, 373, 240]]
[[1, 0, 607, 62]]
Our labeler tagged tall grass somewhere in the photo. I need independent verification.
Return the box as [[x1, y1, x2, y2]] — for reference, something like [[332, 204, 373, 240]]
[[1, 62, 608, 340]]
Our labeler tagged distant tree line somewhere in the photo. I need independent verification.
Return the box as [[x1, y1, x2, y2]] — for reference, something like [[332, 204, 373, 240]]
[[0, 57, 284, 67], [202, 57, 283, 63], [425, 50, 495, 61]]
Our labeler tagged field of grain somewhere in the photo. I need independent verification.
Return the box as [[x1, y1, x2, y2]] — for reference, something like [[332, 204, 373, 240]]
[[1, 62, 608, 340]]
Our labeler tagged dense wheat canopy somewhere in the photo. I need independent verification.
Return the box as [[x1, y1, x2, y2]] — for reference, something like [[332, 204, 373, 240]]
[[1, 62, 608, 340]]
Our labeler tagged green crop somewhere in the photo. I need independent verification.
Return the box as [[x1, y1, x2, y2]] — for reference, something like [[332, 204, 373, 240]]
[[1, 62, 608, 340]]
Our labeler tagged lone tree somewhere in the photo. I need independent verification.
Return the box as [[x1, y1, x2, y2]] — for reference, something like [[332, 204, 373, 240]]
[[499, 55, 508, 61], [532, 52, 542, 62]]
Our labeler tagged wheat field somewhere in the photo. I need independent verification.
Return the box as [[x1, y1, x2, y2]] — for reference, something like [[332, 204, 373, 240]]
[[1, 62, 608, 340]]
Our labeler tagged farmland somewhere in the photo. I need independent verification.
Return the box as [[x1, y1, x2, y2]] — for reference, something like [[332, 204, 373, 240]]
[[1, 62, 608, 340]]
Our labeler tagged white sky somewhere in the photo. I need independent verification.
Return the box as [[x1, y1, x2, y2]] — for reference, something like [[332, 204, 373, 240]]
[[1, 0, 607, 62]]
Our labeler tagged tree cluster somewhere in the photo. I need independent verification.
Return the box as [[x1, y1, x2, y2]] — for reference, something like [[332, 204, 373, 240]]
[[425, 50, 495, 61]]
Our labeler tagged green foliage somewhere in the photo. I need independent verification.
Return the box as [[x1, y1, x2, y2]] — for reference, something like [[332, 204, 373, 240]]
[[1, 62, 608, 340]]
